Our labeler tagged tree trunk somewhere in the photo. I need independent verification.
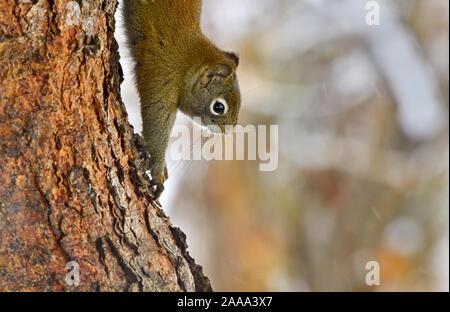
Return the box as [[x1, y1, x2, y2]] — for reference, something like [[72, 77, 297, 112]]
[[0, 0, 211, 292]]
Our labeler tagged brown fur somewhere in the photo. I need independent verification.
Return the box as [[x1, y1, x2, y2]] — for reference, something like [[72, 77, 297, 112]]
[[123, 0, 241, 198]]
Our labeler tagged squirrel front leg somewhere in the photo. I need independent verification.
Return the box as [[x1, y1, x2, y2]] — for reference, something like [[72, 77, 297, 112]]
[[141, 94, 177, 199]]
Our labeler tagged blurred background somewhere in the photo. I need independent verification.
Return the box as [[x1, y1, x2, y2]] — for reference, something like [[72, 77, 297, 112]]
[[116, 0, 449, 291]]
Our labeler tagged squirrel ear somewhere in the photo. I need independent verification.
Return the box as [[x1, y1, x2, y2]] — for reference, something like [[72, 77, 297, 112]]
[[225, 52, 239, 67], [213, 64, 233, 78], [199, 64, 233, 88]]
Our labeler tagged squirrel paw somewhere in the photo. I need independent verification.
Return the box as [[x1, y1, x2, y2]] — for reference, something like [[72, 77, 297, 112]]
[[151, 165, 168, 199]]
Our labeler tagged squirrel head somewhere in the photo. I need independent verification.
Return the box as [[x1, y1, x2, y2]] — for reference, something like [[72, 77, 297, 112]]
[[179, 51, 241, 132]]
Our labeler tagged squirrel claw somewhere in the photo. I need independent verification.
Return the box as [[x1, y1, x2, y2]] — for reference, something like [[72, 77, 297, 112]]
[[150, 177, 164, 199], [153, 182, 164, 200], [151, 164, 168, 199]]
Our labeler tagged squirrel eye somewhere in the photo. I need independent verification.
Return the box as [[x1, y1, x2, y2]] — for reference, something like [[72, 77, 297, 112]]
[[210, 98, 228, 116]]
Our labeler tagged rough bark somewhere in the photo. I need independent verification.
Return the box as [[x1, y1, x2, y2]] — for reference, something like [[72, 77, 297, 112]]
[[0, 0, 211, 292]]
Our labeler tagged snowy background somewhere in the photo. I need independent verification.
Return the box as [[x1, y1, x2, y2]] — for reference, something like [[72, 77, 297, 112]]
[[116, 0, 449, 291]]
